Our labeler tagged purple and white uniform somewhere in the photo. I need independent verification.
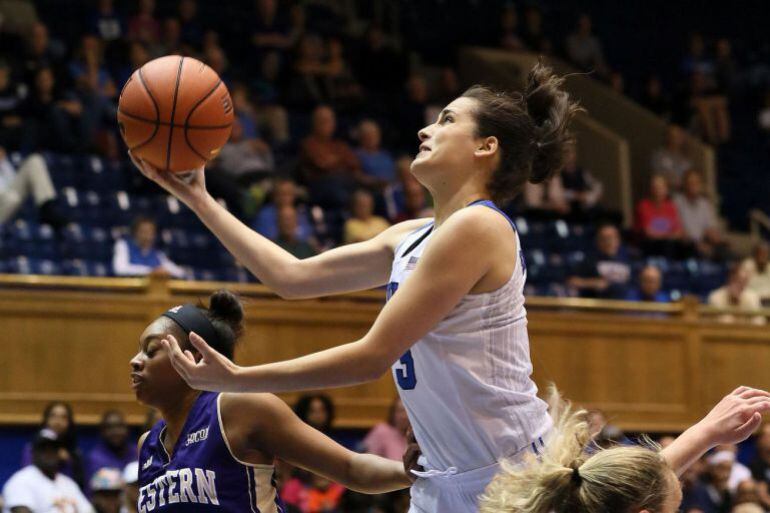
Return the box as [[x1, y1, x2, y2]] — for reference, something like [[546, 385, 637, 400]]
[[138, 392, 283, 513]]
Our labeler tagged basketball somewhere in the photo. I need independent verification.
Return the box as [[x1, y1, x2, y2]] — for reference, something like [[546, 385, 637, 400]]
[[117, 55, 234, 173]]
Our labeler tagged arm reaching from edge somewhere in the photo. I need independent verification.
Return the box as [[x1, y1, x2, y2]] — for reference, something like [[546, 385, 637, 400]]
[[661, 386, 770, 476]]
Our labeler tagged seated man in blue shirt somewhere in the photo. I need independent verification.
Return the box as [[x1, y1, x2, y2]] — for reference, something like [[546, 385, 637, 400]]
[[112, 216, 185, 278], [626, 264, 670, 302], [568, 223, 632, 299]]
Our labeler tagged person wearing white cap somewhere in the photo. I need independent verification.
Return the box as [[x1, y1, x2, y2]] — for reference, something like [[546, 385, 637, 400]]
[[120, 462, 138, 513], [712, 444, 753, 492], [90, 468, 123, 513], [2, 428, 94, 513]]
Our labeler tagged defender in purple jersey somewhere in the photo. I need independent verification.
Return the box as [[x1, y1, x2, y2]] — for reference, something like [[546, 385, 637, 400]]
[[131, 290, 411, 513]]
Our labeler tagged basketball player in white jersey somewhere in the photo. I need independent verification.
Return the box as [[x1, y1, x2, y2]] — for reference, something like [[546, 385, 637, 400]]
[[131, 62, 579, 513]]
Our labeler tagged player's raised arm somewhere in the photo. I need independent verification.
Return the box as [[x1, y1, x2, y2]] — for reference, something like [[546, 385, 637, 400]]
[[162, 206, 513, 392], [220, 393, 411, 494], [661, 386, 770, 476], [130, 153, 427, 299]]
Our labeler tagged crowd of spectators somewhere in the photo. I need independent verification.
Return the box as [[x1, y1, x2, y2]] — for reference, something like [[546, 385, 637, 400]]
[[4, 395, 770, 513]]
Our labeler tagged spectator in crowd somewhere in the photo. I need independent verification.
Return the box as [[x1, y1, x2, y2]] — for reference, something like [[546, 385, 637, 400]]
[[391, 177, 433, 223], [708, 265, 765, 325], [520, 6, 551, 53], [498, 5, 524, 52], [362, 398, 408, 462], [733, 480, 763, 510], [127, 0, 160, 45], [560, 145, 604, 220], [112, 216, 186, 278], [274, 205, 317, 258], [19, 22, 68, 89], [213, 118, 275, 182], [625, 265, 670, 302], [252, 51, 290, 145], [354, 119, 396, 189], [0, 60, 26, 149], [114, 41, 150, 88], [749, 423, 770, 510], [682, 449, 735, 513], [609, 70, 625, 95], [86, 410, 137, 486], [287, 33, 329, 108], [650, 124, 692, 189], [344, 189, 390, 244], [299, 104, 361, 210], [681, 33, 714, 79], [714, 38, 739, 95], [121, 462, 139, 513], [19, 66, 86, 153], [3, 429, 92, 512], [758, 90, 770, 135], [90, 468, 123, 513], [281, 472, 346, 513], [88, 0, 125, 43], [253, 179, 313, 242], [635, 174, 685, 256], [353, 24, 406, 97], [383, 156, 433, 222], [714, 444, 754, 493], [674, 169, 727, 260], [741, 241, 770, 305], [0, 149, 67, 228], [640, 75, 672, 120], [159, 18, 184, 56], [20, 401, 85, 488], [585, 409, 628, 448], [325, 36, 364, 111], [523, 172, 569, 219], [565, 14, 607, 76], [686, 69, 731, 145], [251, 0, 292, 57], [568, 223, 632, 299], [177, 0, 202, 49], [398, 74, 430, 151], [293, 394, 334, 436], [68, 35, 118, 155]]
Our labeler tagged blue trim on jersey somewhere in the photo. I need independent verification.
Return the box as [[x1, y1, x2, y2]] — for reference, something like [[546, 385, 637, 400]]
[[466, 199, 518, 232]]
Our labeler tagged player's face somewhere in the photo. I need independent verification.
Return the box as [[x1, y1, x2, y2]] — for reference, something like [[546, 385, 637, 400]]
[[412, 97, 489, 185], [130, 318, 190, 407]]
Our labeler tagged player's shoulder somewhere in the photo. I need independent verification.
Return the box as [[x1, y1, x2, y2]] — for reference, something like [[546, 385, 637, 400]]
[[441, 204, 515, 241], [219, 392, 292, 429]]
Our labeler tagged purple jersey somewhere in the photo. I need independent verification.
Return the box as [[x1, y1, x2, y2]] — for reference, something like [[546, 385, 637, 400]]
[[138, 392, 284, 513]]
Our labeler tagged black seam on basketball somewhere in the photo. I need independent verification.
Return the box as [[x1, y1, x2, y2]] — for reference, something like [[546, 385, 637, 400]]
[[118, 109, 232, 129], [133, 69, 160, 150], [165, 56, 185, 171], [184, 79, 225, 162]]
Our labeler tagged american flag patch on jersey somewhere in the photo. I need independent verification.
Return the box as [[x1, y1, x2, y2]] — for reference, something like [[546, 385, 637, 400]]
[[405, 256, 419, 270]]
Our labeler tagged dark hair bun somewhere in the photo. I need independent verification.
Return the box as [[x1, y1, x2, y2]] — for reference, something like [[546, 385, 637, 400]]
[[524, 62, 581, 185], [208, 290, 244, 336]]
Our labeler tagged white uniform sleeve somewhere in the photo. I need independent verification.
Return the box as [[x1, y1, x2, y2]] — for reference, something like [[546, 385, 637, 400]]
[[113, 239, 154, 276], [2, 472, 37, 511]]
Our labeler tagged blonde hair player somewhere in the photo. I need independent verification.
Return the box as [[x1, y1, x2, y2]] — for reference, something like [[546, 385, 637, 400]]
[[130, 62, 579, 513], [481, 386, 770, 513]]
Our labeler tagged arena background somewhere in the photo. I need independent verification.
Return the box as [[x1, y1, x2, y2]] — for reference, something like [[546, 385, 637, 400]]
[[1, 1, 770, 512]]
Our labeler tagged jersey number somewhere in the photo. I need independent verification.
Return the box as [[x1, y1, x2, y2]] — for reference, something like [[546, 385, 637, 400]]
[[386, 282, 417, 390]]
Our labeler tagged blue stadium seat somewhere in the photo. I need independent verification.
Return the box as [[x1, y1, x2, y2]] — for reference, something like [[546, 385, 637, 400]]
[[8, 256, 61, 275]]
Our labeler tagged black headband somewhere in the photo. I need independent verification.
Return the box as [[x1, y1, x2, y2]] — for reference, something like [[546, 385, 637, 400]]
[[162, 304, 221, 350]]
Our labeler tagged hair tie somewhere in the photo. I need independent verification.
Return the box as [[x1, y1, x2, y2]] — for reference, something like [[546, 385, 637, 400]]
[[571, 467, 582, 486]]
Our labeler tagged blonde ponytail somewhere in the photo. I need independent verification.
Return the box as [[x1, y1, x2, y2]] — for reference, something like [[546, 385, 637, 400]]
[[480, 386, 674, 513]]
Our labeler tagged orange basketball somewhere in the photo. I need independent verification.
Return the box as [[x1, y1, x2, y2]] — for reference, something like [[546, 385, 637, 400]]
[[117, 55, 233, 172]]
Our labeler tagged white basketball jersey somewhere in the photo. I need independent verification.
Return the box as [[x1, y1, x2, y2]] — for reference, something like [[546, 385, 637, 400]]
[[387, 201, 551, 473]]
